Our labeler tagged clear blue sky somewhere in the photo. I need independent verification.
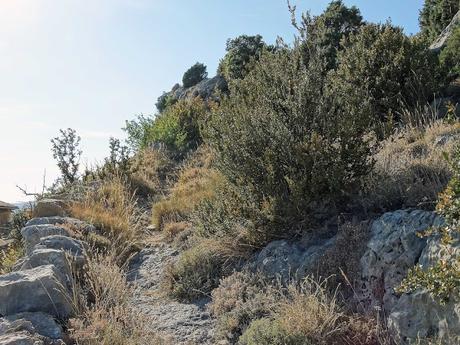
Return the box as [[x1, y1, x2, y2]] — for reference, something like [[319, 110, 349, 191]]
[[0, 0, 424, 202]]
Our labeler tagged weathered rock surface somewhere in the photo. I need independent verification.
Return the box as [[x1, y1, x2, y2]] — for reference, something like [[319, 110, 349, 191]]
[[0, 312, 63, 339], [430, 10, 460, 52], [159, 75, 227, 106], [359, 209, 444, 312], [32, 200, 67, 218], [128, 244, 215, 344], [21, 226, 70, 255], [34, 236, 86, 258], [388, 232, 460, 341], [247, 237, 336, 281], [26, 217, 96, 235], [0, 265, 72, 318], [0, 333, 43, 345], [13, 249, 73, 287]]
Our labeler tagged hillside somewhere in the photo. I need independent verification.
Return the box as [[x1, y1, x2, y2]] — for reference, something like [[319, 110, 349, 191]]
[[1, 1, 460, 344]]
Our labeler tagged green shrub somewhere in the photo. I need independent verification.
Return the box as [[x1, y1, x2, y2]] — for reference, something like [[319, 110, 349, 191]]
[[291, 0, 363, 72], [155, 92, 177, 113], [151, 98, 208, 153], [440, 26, 460, 78], [420, 0, 459, 41], [204, 46, 373, 240], [218, 35, 267, 81], [123, 114, 156, 151], [124, 99, 208, 154], [330, 23, 444, 127], [182, 62, 207, 88]]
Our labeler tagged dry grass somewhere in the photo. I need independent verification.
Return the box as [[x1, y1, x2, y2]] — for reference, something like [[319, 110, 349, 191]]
[[163, 221, 190, 242], [212, 273, 395, 345], [363, 120, 460, 211], [128, 148, 175, 197], [70, 175, 140, 242], [151, 166, 223, 231], [69, 254, 167, 345], [163, 238, 245, 301]]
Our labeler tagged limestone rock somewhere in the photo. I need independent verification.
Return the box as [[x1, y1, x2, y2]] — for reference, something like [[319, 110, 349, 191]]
[[13, 249, 75, 287], [388, 290, 460, 341], [0, 312, 63, 339], [248, 237, 336, 281], [33, 200, 67, 218], [21, 226, 70, 255], [388, 232, 460, 341], [430, 10, 460, 52], [34, 236, 86, 258], [359, 209, 443, 312], [26, 217, 96, 235], [0, 265, 72, 318], [0, 333, 44, 345]]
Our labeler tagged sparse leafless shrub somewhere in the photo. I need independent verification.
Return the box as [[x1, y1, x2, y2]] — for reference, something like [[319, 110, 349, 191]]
[[51, 128, 82, 185]]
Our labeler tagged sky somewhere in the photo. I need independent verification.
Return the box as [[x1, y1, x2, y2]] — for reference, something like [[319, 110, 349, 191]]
[[0, 0, 424, 202]]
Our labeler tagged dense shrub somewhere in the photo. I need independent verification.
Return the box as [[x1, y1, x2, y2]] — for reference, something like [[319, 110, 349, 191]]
[[124, 98, 209, 154], [440, 26, 460, 78], [218, 35, 267, 81], [182, 62, 207, 88], [420, 0, 459, 41], [123, 114, 156, 151], [330, 23, 444, 126], [156, 92, 177, 113], [151, 98, 208, 153], [291, 0, 363, 72], [205, 46, 373, 239]]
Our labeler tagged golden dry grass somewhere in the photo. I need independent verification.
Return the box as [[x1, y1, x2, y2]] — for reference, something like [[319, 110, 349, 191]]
[[151, 166, 224, 231], [364, 120, 460, 211], [0, 243, 24, 274], [69, 254, 167, 345], [70, 175, 139, 241]]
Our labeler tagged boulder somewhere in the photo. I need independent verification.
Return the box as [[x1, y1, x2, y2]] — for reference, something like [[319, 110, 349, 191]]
[[388, 290, 460, 341], [162, 75, 228, 104], [34, 236, 86, 258], [248, 237, 336, 281], [26, 217, 96, 235], [13, 249, 74, 286], [0, 333, 43, 345], [33, 200, 67, 218], [21, 226, 70, 255], [0, 312, 63, 339], [0, 265, 72, 318], [388, 233, 460, 341], [359, 209, 443, 312], [430, 10, 460, 52]]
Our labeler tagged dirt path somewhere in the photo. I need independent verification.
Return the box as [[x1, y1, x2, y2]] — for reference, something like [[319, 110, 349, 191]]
[[128, 236, 216, 344]]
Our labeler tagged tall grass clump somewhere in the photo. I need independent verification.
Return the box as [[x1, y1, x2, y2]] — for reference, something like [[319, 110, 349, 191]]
[[70, 175, 140, 260], [364, 118, 460, 211], [69, 254, 166, 345]]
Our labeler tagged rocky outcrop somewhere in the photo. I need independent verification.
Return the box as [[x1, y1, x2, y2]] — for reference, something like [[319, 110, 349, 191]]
[[359, 209, 444, 312], [0, 212, 92, 344], [430, 10, 460, 52], [357, 209, 460, 342], [247, 237, 336, 281], [160, 75, 228, 106], [0, 265, 72, 318]]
